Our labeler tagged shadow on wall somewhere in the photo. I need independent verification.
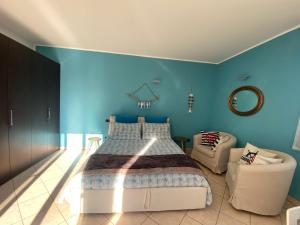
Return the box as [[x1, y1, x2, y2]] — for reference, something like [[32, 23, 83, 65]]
[[60, 133, 104, 151]]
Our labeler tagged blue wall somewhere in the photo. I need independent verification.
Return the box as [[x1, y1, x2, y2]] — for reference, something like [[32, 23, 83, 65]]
[[211, 28, 300, 200], [37, 28, 300, 200], [36, 47, 216, 148]]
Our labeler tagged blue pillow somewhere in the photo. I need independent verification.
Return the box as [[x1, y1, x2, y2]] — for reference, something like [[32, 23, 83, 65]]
[[115, 115, 138, 123], [145, 116, 167, 123]]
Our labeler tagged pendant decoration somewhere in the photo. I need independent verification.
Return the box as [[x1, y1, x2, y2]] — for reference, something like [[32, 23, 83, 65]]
[[127, 83, 159, 109], [188, 91, 194, 113]]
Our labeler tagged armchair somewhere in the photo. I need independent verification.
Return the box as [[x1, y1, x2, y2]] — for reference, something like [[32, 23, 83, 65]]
[[226, 148, 297, 215], [191, 132, 237, 174]]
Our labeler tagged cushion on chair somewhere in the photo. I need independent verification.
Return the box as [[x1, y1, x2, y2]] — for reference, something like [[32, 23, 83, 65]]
[[200, 131, 220, 147], [194, 145, 215, 158], [240, 143, 278, 165]]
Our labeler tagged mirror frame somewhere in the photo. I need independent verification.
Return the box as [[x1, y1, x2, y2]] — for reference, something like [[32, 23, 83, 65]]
[[228, 86, 264, 116]]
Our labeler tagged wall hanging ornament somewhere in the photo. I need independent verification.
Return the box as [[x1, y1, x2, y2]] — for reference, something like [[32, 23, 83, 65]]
[[188, 90, 194, 113], [126, 82, 159, 109]]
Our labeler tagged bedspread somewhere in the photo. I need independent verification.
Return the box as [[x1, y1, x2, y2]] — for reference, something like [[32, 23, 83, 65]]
[[80, 138, 212, 205]]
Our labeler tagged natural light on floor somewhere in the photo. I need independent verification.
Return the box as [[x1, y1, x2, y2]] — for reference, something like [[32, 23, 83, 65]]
[[0, 148, 86, 225], [0, 137, 293, 225], [109, 137, 157, 224]]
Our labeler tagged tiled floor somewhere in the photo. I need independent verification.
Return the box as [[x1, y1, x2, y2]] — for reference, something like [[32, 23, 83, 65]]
[[0, 150, 298, 225]]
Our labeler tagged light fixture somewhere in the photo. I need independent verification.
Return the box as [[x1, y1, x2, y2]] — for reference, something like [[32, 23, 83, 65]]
[[152, 79, 161, 84], [188, 90, 194, 113]]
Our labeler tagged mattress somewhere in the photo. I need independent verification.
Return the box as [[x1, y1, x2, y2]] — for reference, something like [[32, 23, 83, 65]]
[[78, 138, 212, 205]]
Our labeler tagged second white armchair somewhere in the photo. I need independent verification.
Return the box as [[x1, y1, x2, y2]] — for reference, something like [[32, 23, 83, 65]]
[[226, 148, 297, 215]]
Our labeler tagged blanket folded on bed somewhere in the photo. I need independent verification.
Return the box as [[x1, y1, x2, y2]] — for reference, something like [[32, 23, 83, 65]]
[[82, 154, 204, 176]]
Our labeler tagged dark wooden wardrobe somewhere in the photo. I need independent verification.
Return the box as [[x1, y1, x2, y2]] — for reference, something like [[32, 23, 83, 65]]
[[0, 33, 60, 184]]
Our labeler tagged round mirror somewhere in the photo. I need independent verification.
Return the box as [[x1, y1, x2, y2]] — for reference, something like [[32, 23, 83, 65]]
[[228, 86, 264, 116]]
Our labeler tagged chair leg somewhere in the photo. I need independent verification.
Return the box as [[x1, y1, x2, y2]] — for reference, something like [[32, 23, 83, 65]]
[[88, 141, 92, 151]]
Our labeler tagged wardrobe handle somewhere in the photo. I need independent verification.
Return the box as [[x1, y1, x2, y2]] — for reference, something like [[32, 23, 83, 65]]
[[9, 109, 13, 127], [47, 107, 51, 121]]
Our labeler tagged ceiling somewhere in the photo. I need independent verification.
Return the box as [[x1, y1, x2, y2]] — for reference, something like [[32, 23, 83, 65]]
[[0, 0, 300, 64]]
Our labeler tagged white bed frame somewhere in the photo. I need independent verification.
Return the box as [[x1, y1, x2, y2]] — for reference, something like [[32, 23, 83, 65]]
[[81, 116, 208, 213], [80, 186, 208, 213]]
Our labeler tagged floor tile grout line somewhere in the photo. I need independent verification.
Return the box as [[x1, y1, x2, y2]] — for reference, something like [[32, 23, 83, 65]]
[[15, 196, 24, 225], [139, 213, 150, 225], [23, 153, 83, 225], [214, 176, 227, 225], [185, 214, 205, 225], [178, 210, 188, 225], [3, 152, 63, 217], [220, 206, 250, 225], [39, 173, 69, 225], [15, 152, 75, 225], [147, 216, 159, 225], [217, 186, 250, 225], [11, 179, 26, 225], [16, 180, 63, 224]]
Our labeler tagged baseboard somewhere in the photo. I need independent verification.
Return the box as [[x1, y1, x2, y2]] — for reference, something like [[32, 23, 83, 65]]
[[287, 196, 300, 207]]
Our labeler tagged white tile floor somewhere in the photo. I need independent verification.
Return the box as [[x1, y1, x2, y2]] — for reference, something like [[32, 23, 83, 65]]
[[0, 150, 298, 225]]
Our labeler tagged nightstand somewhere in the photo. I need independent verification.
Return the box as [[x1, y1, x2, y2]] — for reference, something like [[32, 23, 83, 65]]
[[173, 136, 190, 153]]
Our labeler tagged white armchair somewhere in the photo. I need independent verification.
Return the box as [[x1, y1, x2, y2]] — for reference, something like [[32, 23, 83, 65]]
[[226, 148, 297, 215], [287, 206, 300, 225], [191, 132, 237, 174]]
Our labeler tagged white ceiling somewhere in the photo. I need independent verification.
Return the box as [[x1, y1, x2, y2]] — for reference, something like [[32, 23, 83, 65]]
[[0, 0, 300, 64]]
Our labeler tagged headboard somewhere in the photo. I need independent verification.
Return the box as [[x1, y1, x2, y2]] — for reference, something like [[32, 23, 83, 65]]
[[105, 116, 170, 123]]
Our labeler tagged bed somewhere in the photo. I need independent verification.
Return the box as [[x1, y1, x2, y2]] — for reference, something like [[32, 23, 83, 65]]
[[67, 118, 212, 213]]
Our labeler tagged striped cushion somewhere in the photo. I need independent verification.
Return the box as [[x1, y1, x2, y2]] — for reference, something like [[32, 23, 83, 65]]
[[200, 131, 220, 147], [109, 123, 141, 140], [143, 123, 171, 139]]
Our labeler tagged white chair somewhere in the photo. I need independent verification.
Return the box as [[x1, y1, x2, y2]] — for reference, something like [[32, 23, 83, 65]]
[[191, 132, 237, 174], [287, 206, 300, 225], [226, 148, 297, 215]]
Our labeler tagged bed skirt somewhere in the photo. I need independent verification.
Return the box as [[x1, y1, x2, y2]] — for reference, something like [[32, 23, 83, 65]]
[[80, 186, 208, 213]]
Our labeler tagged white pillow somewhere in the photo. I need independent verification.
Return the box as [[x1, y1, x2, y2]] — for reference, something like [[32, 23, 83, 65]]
[[143, 123, 171, 139], [109, 123, 141, 140], [240, 143, 278, 165], [108, 116, 144, 136]]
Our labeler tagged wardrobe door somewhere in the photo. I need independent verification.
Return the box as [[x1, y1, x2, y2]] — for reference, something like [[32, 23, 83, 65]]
[[7, 40, 32, 176], [47, 61, 60, 153], [31, 53, 48, 163], [0, 34, 11, 183]]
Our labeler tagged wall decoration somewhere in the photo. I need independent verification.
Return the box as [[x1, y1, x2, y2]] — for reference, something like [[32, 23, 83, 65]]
[[228, 86, 264, 116], [188, 90, 194, 113], [127, 82, 159, 109]]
